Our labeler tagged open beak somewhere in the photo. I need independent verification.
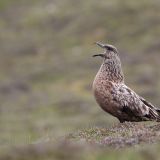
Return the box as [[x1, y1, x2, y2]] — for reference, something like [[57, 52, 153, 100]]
[[92, 42, 105, 57]]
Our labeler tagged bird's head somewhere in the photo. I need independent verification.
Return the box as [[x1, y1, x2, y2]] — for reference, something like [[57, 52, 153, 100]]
[[93, 42, 118, 59]]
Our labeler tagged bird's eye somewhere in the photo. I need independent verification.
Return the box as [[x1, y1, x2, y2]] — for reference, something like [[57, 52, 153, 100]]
[[107, 47, 113, 51]]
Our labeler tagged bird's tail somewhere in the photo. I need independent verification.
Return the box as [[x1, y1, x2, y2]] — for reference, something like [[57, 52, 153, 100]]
[[155, 108, 160, 122], [148, 108, 160, 122], [140, 97, 160, 122]]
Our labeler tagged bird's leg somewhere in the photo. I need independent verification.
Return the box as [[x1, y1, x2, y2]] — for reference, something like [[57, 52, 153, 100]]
[[118, 119, 126, 123]]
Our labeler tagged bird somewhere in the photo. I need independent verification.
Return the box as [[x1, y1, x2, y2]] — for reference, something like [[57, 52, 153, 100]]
[[92, 42, 160, 123]]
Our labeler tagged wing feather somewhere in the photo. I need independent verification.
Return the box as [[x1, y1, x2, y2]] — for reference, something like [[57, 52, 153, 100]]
[[112, 84, 160, 121]]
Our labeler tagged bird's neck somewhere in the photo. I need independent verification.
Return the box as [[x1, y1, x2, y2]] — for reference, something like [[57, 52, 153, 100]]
[[97, 58, 124, 83]]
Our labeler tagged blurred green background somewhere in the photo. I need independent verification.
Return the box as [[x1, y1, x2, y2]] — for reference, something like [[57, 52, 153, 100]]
[[0, 0, 160, 159]]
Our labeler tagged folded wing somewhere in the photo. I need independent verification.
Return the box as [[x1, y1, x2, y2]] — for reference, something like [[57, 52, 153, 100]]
[[112, 84, 160, 122]]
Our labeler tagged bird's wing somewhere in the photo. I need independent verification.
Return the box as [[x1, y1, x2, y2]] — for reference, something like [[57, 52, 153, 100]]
[[112, 83, 160, 120], [139, 96, 160, 111]]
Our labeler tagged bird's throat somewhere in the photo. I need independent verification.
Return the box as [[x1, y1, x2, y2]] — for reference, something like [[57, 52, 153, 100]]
[[97, 59, 124, 83]]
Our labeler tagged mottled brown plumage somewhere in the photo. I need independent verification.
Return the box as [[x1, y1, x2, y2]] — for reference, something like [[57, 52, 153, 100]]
[[92, 42, 160, 122]]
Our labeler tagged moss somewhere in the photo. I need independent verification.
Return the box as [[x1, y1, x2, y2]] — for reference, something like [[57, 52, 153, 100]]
[[67, 122, 160, 148]]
